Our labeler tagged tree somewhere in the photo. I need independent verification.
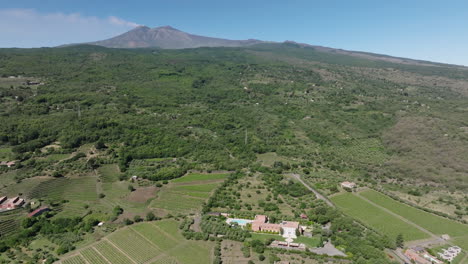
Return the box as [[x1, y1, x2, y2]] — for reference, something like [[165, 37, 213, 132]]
[[146, 212, 156, 221], [95, 139, 106, 150], [396, 233, 404, 248]]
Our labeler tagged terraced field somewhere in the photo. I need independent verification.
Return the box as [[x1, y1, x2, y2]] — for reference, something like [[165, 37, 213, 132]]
[[59, 220, 214, 264]]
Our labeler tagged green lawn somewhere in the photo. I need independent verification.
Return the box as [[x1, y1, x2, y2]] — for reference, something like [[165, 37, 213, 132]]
[[294, 236, 322, 248], [171, 173, 228, 183], [331, 192, 429, 241], [250, 233, 284, 242]]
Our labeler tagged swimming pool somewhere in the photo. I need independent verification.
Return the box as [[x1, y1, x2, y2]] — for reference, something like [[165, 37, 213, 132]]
[[226, 218, 253, 226]]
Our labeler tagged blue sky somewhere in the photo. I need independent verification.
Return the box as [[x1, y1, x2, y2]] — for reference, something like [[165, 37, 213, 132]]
[[1, 0, 467, 65]]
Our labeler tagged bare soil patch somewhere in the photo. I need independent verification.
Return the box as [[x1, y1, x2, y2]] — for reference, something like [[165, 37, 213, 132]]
[[127, 186, 157, 203]]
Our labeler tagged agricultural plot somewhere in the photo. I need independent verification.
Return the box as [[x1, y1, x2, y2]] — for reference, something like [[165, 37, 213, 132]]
[[359, 190, 468, 237], [331, 192, 429, 241], [61, 255, 86, 264], [132, 223, 179, 250], [171, 172, 228, 183], [98, 164, 121, 183], [150, 173, 227, 215], [79, 247, 109, 264], [0, 209, 25, 237], [150, 256, 179, 264], [0, 147, 13, 160], [108, 228, 160, 263], [61, 220, 214, 264], [94, 240, 133, 264]]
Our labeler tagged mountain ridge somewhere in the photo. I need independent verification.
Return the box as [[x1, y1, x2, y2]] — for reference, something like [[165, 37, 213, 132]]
[[87, 25, 266, 49], [69, 25, 467, 68]]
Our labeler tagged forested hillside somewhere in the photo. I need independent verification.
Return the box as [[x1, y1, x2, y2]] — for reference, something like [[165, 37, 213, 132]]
[[0, 43, 467, 263]]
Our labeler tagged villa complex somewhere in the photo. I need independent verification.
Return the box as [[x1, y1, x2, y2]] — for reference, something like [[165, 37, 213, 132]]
[[251, 215, 301, 238]]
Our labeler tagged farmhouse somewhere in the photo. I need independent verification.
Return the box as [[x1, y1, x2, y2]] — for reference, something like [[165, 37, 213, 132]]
[[0, 196, 25, 210], [251, 215, 301, 238], [341, 181, 356, 189]]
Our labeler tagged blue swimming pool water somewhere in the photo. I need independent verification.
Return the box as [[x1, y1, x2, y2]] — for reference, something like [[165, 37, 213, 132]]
[[228, 218, 252, 225]]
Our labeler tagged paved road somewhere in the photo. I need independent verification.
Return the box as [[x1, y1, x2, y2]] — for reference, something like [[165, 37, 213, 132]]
[[289, 173, 335, 207], [309, 240, 346, 257]]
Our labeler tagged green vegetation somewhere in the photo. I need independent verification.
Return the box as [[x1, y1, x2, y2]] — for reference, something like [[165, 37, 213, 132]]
[[331, 192, 429, 241], [61, 220, 213, 264], [1, 42, 468, 263], [80, 247, 109, 264], [150, 173, 225, 215], [360, 189, 468, 249], [171, 173, 228, 183], [108, 228, 160, 263]]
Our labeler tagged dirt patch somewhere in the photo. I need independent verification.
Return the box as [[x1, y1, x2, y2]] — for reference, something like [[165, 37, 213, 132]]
[[127, 186, 157, 203]]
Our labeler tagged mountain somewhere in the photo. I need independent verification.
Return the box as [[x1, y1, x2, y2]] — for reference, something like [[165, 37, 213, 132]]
[[88, 25, 265, 49], [83, 26, 465, 68]]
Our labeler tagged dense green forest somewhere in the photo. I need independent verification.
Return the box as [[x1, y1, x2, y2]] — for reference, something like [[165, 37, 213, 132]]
[[1, 44, 467, 189]]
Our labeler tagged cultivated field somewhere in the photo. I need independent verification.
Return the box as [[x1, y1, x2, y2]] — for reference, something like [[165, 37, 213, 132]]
[[58, 220, 214, 264], [150, 173, 228, 215], [331, 192, 429, 241], [359, 189, 468, 250]]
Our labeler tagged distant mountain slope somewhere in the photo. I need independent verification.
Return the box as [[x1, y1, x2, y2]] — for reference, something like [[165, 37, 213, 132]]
[[75, 25, 466, 68], [88, 25, 265, 49]]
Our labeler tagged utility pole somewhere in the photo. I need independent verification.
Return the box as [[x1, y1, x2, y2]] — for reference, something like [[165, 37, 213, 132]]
[[244, 129, 248, 145], [77, 102, 81, 119]]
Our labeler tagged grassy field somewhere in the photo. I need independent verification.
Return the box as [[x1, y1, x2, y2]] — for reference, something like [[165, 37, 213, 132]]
[[150, 173, 227, 215], [171, 172, 229, 183], [359, 190, 468, 250], [60, 220, 214, 264], [0, 147, 13, 160], [331, 192, 429, 241]]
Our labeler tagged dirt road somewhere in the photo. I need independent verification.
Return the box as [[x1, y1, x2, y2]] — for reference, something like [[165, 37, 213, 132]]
[[289, 173, 335, 207]]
